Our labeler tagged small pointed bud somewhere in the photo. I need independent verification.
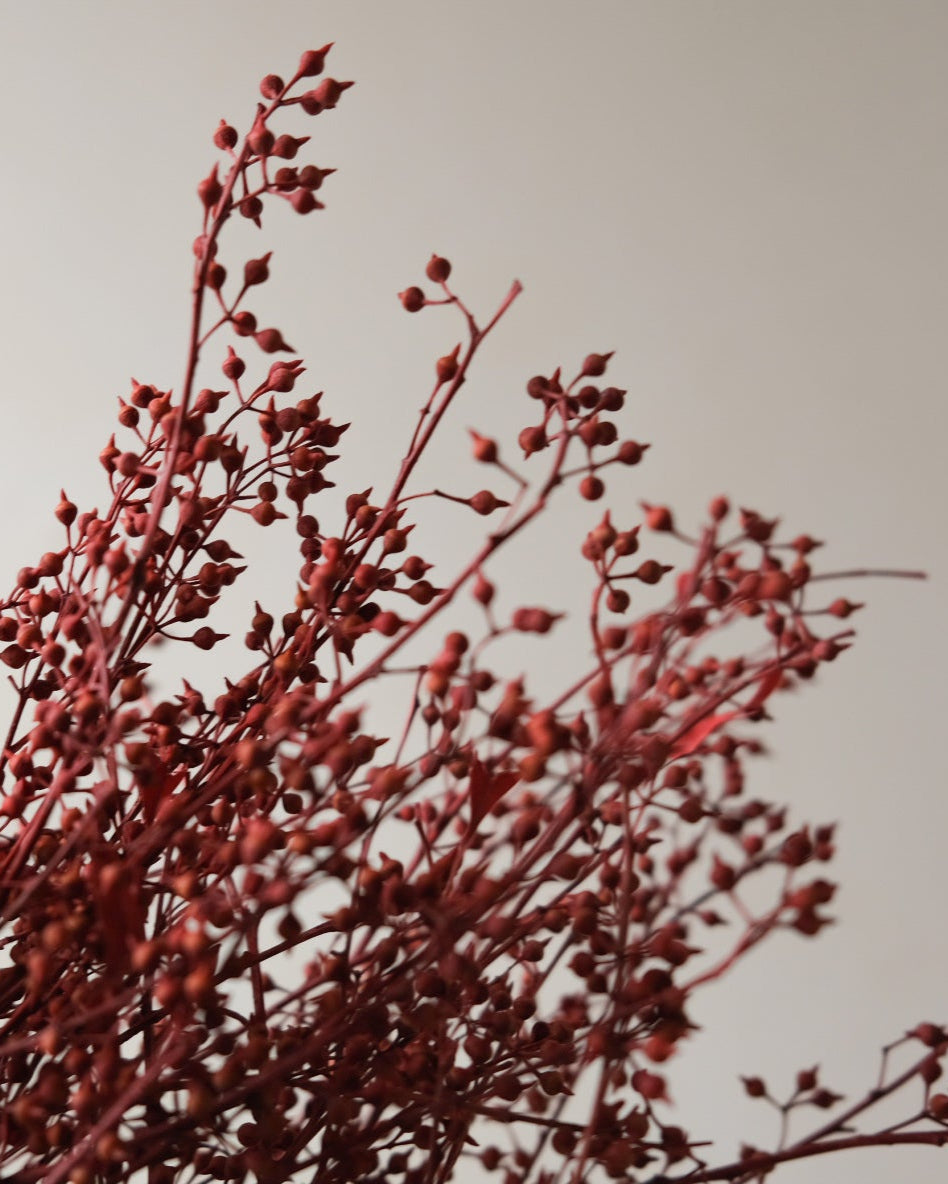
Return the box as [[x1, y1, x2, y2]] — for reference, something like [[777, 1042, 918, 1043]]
[[197, 165, 222, 211], [310, 78, 352, 109], [222, 348, 246, 381], [239, 195, 264, 222], [213, 120, 238, 150], [55, 491, 77, 527], [254, 328, 294, 353], [298, 45, 333, 77], [709, 495, 730, 521], [469, 431, 498, 463], [259, 74, 284, 100], [617, 440, 647, 465], [243, 253, 272, 287], [425, 254, 452, 283], [291, 189, 321, 214], [473, 573, 494, 605], [581, 351, 614, 377], [248, 123, 275, 156], [642, 502, 674, 532], [512, 607, 561, 634], [400, 286, 426, 312], [828, 597, 863, 618], [742, 1076, 767, 1098], [518, 426, 547, 456], [192, 627, 227, 651], [469, 490, 509, 516], [435, 346, 460, 383]]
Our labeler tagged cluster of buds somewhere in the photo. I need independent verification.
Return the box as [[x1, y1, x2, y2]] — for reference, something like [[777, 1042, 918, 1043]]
[[0, 43, 940, 1184]]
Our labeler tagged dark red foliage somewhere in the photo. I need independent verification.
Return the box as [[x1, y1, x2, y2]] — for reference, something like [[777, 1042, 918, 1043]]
[[0, 44, 940, 1184]]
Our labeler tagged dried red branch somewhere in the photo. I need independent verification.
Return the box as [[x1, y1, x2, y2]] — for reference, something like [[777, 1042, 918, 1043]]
[[0, 42, 936, 1184]]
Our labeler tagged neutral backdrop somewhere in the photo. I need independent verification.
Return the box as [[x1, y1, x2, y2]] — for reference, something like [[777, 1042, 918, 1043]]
[[0, 4, 945, 1183]]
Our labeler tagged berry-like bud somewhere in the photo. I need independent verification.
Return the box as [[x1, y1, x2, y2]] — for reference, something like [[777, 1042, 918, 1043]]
[[244, 253, 271, 287], [581, 351, 613, 378], [260, 74, 285, 100], [248, 124, 275, 156], [400, 286, 426, 312], [580, 475, 605, 501], [469, 490, 508, 516], [518, 426, 547, 456], [435, 347, 460, 383], [425, 254, 451, 283], [617, 440, 646, 465], [254, 328, 293, 353], [642, 503, 674, 532], [469, 431, 498, 463], [709, 495, 730, 521], [213, 120, 238, 150], [197, 166, 222, 211], [222, 348, 246, 381], [292, 190, 321, 214], [298, 45, 333, 77]]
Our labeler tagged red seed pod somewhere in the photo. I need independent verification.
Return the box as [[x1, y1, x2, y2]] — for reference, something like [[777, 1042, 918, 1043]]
[[740, 508, 777, 543], [55, 491, 77, 526], [310, 78, 351, 108], [231, 310, 257, 336], [197, 165, 222, 211], [613, 528, 639, 556], [469, 490, 508, 515], [205, 261, 226, 290], [758, 570, 792, 601], [710, 855, 736, 891], [244, 253, 271, 287], [469, 431, 498, 463], [635, 560, 667, 585], [709, 495, 730, 521], [1, 644, 27, 669], [435, 348, 460, 383], [240, 194, 264, 221], [248, 124, 275, 156], [291, 189, 320, 214], [473, 573, 494, 606], [425, 254, 452, 283], [643, 502, 674, 532], [399, 286, 426, 312], [929, 1093, 948, 1122], [259, 74, 285, 100], [372, 611, 404, 637], [213, 120, 238, 150], [606, 587, 630, 613], [254, 328, 294, 353], [518, 425, 547, 456], [580, 474, 605, 501], [512, 607, 559, 634], [401, 555, 429, 579], [222, 348, 246, 381], [298, 165, 332, 190], [632, 1069, 667, 1100], [117, 400, 139, 428], [581, 351, 613, 377], [617, 439, 646, 465], [298, 45, 332, 77], [781, 830, 813, 867], [828, 597, 863, 618]]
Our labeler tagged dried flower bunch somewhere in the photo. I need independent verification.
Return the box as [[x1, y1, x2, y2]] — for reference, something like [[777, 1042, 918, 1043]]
[[0, 44, 942, 1184]]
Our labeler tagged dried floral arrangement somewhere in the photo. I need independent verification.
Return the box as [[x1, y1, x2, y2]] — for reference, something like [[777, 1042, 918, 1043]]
[[0, 44, 942, 1184]]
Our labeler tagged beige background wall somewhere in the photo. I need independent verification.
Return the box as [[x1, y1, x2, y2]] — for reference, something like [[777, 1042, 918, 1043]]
[[0, 4, 945, 1181]]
